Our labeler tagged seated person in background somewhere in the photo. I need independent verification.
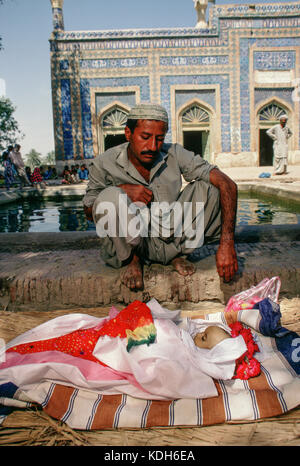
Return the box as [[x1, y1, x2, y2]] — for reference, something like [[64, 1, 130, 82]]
[[31, 167, 46, 187], [61, 165, 70, 179], [79, 164, 89, 181], [50, 167, 58, 180], [62, 168, 77, 184], [43, 167, 53, 180], [70, 165, 80, 182]]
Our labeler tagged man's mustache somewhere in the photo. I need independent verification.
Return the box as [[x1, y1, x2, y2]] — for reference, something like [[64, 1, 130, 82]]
[[141, 151, 158, 156]]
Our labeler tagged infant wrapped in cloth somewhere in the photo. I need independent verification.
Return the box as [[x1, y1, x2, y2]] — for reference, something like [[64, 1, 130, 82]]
[[2, 299, 249, 401]]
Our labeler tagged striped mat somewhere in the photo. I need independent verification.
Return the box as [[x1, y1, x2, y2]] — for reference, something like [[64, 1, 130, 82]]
[[41, 300, 300, 430], [1, 299, 299, 430], [40, 371, 293, 430]]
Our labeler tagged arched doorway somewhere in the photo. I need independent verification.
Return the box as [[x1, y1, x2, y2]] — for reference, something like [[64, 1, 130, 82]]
[[180, 104, 211, 161], [99, 105, 128, 152], [258, 102, 288, 166]]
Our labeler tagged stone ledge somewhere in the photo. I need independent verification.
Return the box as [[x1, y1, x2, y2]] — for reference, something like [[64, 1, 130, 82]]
[[1, 242, 299, 312], [1, 224, 300, 253]]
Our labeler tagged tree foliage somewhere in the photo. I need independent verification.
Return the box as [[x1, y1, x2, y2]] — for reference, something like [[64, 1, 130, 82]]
[[0, 0, 5, 51], [45, 150, 56, 165], [25, 149, 43, 169], [0, 97, 23, 152]]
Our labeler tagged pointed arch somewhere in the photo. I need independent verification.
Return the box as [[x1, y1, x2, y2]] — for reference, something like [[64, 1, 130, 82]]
[[255, 97, 294, 167], [177, 98, 215, 162], [98, 101, 130, 153], [255, 97, 292, 127]]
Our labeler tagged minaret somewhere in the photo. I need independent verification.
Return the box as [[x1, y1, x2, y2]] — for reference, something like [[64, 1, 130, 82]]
[[193, 0, 215, 28], [50, 0, 65, 31]]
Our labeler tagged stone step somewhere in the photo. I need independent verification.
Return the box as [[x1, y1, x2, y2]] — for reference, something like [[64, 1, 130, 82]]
[[1, 241, 299, 312]]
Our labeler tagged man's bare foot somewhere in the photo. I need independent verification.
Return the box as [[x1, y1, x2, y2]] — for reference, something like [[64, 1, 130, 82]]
[[121, 254, 144, 290], [171, 256, 196, 276]]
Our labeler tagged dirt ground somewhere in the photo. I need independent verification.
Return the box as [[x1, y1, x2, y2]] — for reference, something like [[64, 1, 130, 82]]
[[0, 298, 299, 447]]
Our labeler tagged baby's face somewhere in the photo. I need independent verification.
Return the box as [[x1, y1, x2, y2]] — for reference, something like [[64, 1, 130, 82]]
[[193, 326, 231, 349]]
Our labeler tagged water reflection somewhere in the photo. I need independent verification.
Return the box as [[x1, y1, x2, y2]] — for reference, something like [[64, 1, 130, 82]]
[[0, 199, 95, 233], [0, 196, 299, 233], [237, 196, 300, 226]]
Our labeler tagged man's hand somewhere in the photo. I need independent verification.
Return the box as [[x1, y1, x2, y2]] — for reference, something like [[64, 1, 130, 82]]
[[216, 240, 238, 283], [118, 184, 153, 205]]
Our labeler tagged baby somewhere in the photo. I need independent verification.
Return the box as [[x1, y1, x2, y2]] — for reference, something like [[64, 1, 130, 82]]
[[193, 325, 231, 350], [191, 323, 261, 381]]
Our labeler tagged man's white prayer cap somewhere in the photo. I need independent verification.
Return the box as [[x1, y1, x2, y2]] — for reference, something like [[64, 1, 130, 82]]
[[280, 114, 288, 120], [127, 103, 169, 124]]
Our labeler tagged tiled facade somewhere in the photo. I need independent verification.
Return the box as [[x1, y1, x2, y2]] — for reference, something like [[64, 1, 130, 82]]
[[49, 1, 300, 170]]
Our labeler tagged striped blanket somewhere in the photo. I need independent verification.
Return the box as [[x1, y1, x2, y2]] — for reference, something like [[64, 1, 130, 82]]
[[0, 299, 299, 430]]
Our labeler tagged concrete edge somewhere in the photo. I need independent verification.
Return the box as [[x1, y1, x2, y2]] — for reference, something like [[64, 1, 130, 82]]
[[1, 180, 300, 206], [238, 182, 300, 203], [0, 224, 300, 252]]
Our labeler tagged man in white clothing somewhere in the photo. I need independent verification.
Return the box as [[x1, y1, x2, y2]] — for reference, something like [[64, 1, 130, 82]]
[[8, 144, 31, 187], [266, 115, 292, 175]]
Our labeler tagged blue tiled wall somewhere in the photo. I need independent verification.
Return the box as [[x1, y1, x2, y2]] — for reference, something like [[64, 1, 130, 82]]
[[95, 92, 136, 115], [80, 76, 150, 159], [52, 4, 300, 162], [239, 38, 300, 152], [61, 79, 73, 160]]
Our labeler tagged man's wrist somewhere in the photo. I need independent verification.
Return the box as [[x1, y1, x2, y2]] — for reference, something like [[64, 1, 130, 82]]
[[219, 235, 235, 245]]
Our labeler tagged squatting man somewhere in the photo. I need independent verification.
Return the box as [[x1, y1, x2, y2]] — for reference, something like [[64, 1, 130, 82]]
[[83, 103, 238, 290]]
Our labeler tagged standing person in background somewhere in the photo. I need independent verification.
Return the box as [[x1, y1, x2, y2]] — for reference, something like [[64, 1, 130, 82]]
[[266, 115, 292, 175], [8, 144, 31, 187], [2, 151, 15, 190]]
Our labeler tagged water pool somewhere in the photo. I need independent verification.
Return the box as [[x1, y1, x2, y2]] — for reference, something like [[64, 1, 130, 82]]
[[0, 193, 300, 233]]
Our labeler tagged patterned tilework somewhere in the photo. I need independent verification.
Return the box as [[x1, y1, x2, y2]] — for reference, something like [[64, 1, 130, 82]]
[[160, 56, 229, 67], [80, 77, 150, 159], [239, 37, 300, 152], [60, 60, 69, 71], [60, 79, 73, 160], [80, 58, 148, 69], [175, 90, 216, 111], [161, 75, 230, 151], [51, 53, 65, 160], [255, 88, 294, 108], [253, 51, 296, 70], [95, 92, 136, 115], [51, 4, 300, 162], [51, 7, 64, 31]]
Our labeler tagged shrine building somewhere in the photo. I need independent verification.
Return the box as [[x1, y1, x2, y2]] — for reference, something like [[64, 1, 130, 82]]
[[49, 0, 300, 171]]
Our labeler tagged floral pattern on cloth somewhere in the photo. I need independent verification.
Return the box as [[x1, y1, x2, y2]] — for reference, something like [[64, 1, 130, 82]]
[[7, 300, 156, 364]]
